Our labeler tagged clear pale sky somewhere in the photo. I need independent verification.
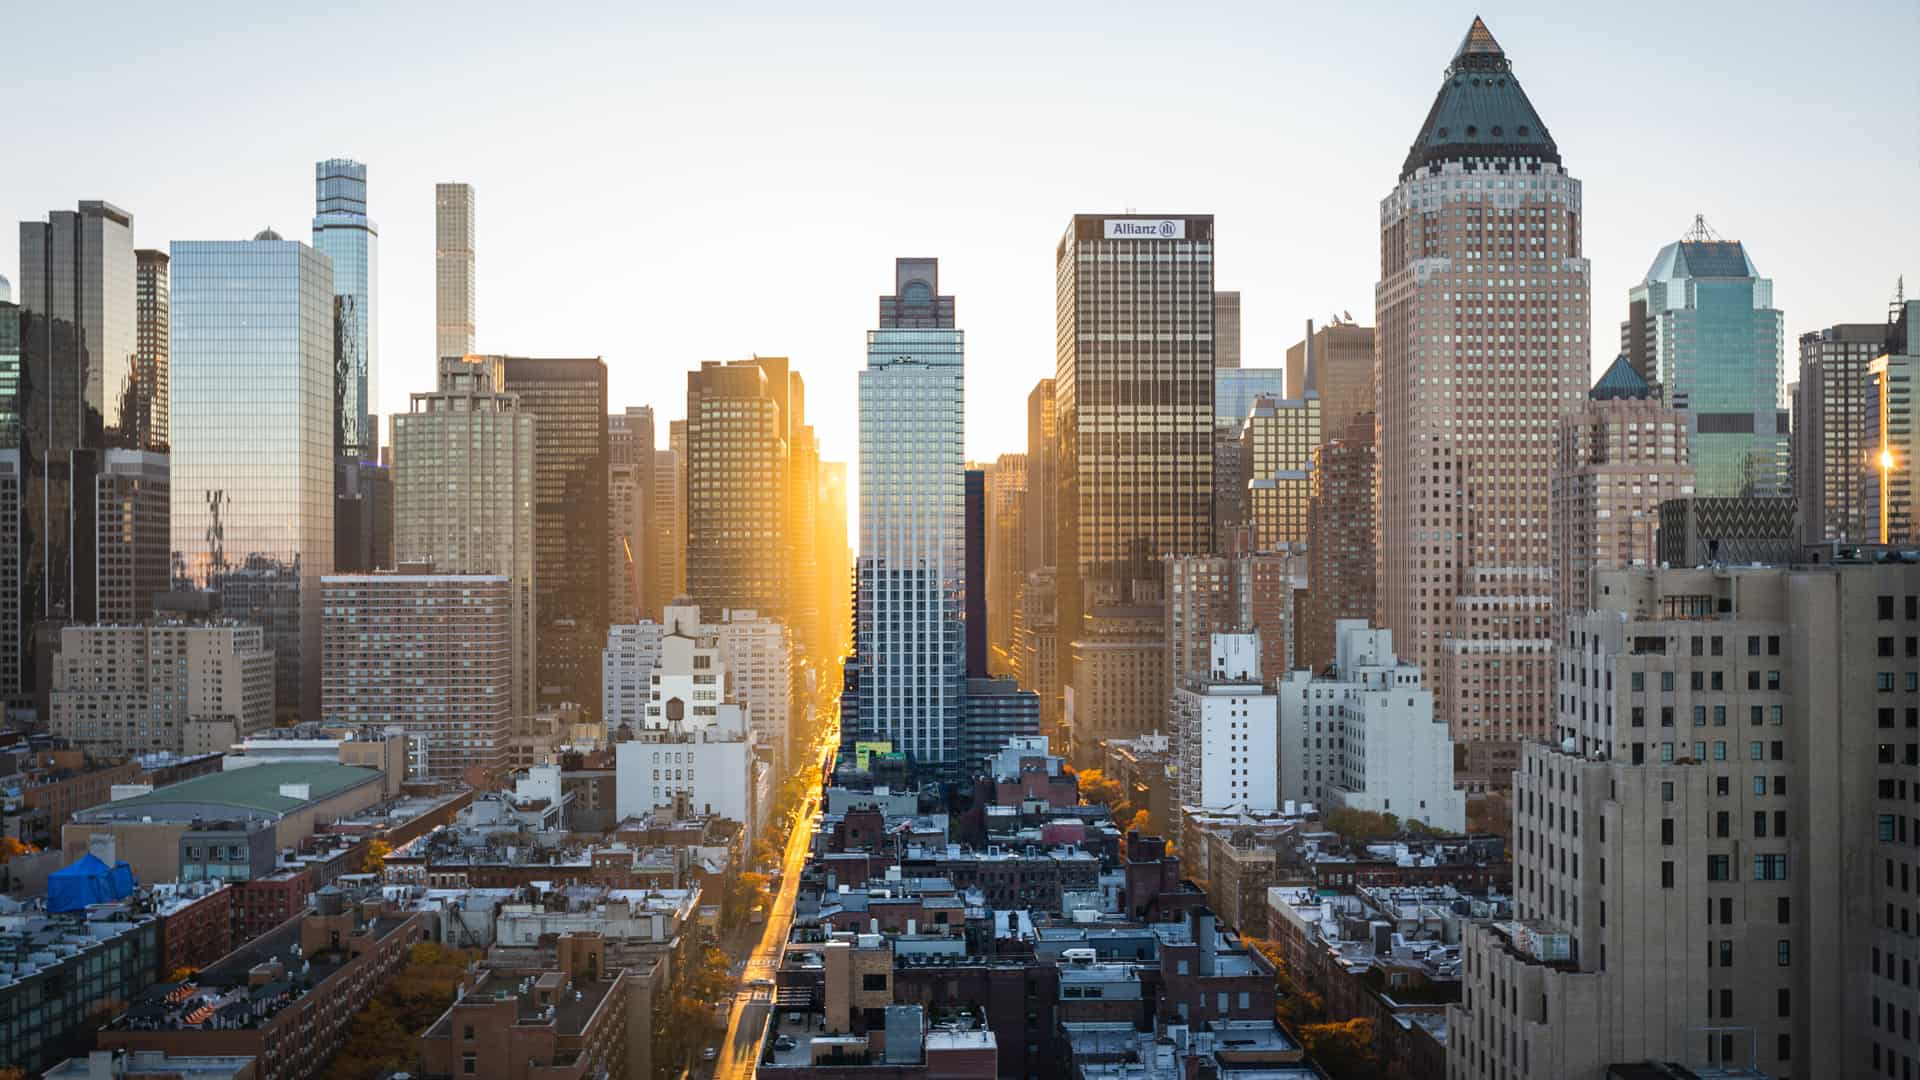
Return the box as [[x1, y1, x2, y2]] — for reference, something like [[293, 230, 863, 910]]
[[5, 1, 1915, 484]]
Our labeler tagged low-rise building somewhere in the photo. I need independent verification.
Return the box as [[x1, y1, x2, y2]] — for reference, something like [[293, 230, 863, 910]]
[[63, 762, 390, 884], [43, 1051, 258, 1079], [98, 890, 431, 1079], [417, 932, 658, 1080]]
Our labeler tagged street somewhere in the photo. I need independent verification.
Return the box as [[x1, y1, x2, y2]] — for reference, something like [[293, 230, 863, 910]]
[[706, 722, 834, 1079]]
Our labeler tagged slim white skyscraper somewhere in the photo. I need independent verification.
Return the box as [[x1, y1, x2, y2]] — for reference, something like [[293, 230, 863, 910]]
[[435, 183, 475, 361], [855, 258, 964, 764]]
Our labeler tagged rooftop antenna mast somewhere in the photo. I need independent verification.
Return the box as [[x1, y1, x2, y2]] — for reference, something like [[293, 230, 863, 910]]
[[1683, 214, 1722, 242]]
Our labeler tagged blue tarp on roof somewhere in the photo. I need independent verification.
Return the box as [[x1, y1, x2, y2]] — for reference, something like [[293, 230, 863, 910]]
[[47, 852, 136, 912]]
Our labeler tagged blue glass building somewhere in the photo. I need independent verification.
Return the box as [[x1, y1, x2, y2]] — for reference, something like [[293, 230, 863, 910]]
[[856, 258, 965, 765], [169, 231, 335, 720], [311, 158, 379, 463], [1624, 225, 1787, 497]]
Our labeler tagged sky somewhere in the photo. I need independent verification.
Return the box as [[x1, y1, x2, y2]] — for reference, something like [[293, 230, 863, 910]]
[[5, 1, 1916, 493]]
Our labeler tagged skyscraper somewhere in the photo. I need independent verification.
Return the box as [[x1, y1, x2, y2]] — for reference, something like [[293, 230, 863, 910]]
[[1298, 412, 1376, 673], [856, 258, 965, 764], [1375, 19, 1587, 788], [95, 449, 170, 624], [608, 405, 655, 620], [1241, 392, 1319, 552], [133, 248, 169, 451], [1213, 291, 1242, 369], [964, 467, 987, 678], [1283, 317, 1374, 437], [311, 158, 379, 464], [1865, 298, 1919, 542], [787, 393, 822, 666], [650, 447, 683, 616], [392, 357, 537, 722], [498, 356, 608, 712], [1550, 357, 1693, 629], [13, 201, 137, 710], [815, 459, 850, 658], [1055, 213, 1215, 758], [1, 282, 20, 712], [1622, 218, 1788, 497], [985, 452, 1026, 675], [435, 183, 476, 361], [1795, 322, 1886, 544], [686, 359, 790, 622], [170, 230, 335, 720]]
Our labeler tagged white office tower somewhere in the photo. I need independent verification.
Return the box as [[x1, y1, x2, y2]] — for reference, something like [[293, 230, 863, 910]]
[[1172, 632, 1279, 822], [601, 621, 664, 733], [1277, 620, 1466, 831], [612, 604, 770, 842]]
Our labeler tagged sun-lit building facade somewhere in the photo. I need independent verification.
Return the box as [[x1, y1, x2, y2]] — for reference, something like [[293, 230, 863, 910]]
[[169, 232, 335, 720]]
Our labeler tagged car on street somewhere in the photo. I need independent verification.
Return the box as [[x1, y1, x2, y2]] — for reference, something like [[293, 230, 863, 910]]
[[701, 1047, 718, 1062]]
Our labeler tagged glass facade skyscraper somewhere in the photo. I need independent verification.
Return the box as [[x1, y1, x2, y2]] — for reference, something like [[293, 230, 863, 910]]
[[169, 232, 335, 721], [311, 159, 378, 463], [857, 258, 965, 764], [1623, 226, 1787, 497], [12, 201, 138, 716]]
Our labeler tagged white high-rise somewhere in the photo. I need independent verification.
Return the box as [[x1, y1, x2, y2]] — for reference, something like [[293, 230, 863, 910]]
[[855, 258, 965, 764], [1171, 632, 1279, 818], [1277, 619, 1466, 831]]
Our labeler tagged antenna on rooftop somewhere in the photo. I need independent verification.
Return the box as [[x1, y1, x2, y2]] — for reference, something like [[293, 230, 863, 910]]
[[1683, 214, 1721, 243]]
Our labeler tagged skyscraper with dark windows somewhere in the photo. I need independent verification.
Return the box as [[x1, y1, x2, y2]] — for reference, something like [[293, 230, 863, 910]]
[[13, 201, 139, 716], [964, 467, 986, 678], [855, 258, 965, 765], [1375, 19, 1588, 788], [133, 248, 169, 451], [687, 358, 791, 623], [170, 230, 335, 721], [497, 356, 608, 712], [1623, 219, 1788, 498]]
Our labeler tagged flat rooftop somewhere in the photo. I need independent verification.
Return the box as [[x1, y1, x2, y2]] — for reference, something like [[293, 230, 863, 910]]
[[75, 762, 381, 821]]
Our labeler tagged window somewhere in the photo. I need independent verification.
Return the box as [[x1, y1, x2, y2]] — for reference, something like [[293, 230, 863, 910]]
[[1718, 940, 1733, 967], [1631, 706, 1645, 727], [1754, 854, 1789, 881], [1777, 988, 1790, 1017], [1777, 897, 1790, 923], [1662, 819, 1675, 844], [1661, 861, 1675, 888], [1707, 854, 1729, 880], [1777, 940, 1791, 966], [1777, 1034, 1790, 1061], [1715, 811, 1729, 837], [464, 1026, 474, 1041], [1631, 672, 1644, 692], [1661, 781, 1675, 801], [862, 973, 888, 991], [463, 1055, 477, 1075], [1661, 671, 1675, 692]]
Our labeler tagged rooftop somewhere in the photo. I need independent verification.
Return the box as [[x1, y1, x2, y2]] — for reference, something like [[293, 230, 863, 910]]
[[1402, 17, 1560, 181], [75, 763, 381, 822], [425, 966, 618, 1039]]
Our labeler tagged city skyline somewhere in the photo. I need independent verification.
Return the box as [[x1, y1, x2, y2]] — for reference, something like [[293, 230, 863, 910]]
[[2, 3, 1909, 488]]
